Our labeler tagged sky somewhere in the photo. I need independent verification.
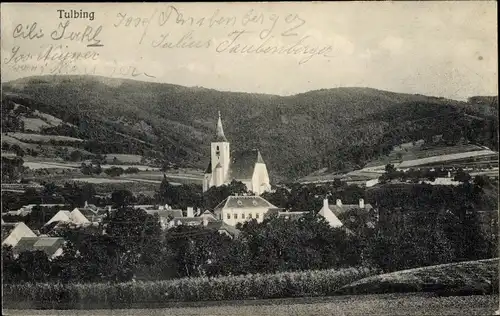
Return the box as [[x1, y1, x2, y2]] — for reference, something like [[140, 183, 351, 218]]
[[1, 2, 497, 100]]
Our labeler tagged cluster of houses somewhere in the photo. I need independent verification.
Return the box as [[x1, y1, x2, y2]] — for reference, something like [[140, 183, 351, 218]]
[[1, 195, 377, 261]]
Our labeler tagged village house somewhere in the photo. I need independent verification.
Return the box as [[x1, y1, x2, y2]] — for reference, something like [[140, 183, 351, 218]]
[[166, 207, 241, 239], [2, 222, 37, 247], [13, 237, 66, 260], [213, 195, 281, 226], [45, 208, 91, 227], [265, 198, 376, 229], [168, 207, 217, 228]]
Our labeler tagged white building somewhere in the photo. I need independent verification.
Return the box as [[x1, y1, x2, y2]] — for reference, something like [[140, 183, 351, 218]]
[[213, 195, 279, 226], [1, 222, 37, 247], [318, 198, 344, 228], [13, 237, 65, 260], [203, 112, 271, 195], [45, 209, 91, 227]]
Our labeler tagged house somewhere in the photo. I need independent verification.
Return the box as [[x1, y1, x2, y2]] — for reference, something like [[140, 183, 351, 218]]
[[13, 237, 66, 259], [204, 221, 241, 239], [264, 209, 308, 220], [45, 208, 91, 227], [168, 207, 217, 228], [213, 195, 279, 226], [146, 208, 183, 229], [2, 222, 37, 247], [328, 198, 374, 217], [317, 198, 344, 228], [202, 112, 271, 195]]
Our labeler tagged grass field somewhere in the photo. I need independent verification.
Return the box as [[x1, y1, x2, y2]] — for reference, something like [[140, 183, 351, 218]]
[[105, 154, 143, 164], [4, 132, 83, 143], [338, 258, 498, 296], [3, 294, 497, 316]]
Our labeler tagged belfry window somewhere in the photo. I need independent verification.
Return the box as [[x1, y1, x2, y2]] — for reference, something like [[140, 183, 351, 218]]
[[216, 146, 220, 157]]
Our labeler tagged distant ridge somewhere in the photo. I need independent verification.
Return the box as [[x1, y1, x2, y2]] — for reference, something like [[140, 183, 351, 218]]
[[2, 75, 498, 182]]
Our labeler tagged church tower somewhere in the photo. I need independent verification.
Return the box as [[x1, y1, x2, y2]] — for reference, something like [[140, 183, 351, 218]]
[[210, 112, 230, 187]]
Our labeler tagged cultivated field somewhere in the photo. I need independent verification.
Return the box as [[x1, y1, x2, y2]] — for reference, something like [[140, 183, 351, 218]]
[[105, 154, 143, 164], [3, 293, 497, 316], [4, 132, 83, 143]]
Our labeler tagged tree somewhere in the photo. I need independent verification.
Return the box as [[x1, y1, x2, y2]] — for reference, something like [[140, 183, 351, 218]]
[[69, 150, 83, 162], [105, 207, 164, 281], [105, 167, 124, 177], [16, 250, 52, 282], [454, 169, 472, 183], [111, 189, 135, 208]]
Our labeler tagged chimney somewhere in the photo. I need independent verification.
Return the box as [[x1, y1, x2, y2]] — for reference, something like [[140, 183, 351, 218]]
[[187, 207, 194, 218], [202, 217, 208, 226], [359, 198, 365, 208], [108, 205, 111, 212], [85, 201, 88, 208], [447, 171, 451, 178], [323, 198, 329, 209], [336, 199, 342, 207]]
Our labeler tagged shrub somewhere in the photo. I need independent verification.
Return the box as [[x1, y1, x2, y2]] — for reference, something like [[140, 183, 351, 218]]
[[2, 266, 379, 309]]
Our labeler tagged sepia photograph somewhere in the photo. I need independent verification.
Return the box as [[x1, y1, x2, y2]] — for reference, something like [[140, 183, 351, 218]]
[[1, 2, 499, 315]]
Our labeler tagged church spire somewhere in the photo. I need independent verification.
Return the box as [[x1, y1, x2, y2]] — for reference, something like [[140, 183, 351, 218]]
[[215, 111, 228, 142]]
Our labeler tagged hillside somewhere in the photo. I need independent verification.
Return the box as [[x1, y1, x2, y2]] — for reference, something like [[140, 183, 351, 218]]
[[338, 258, 498, 296], [2, 75, 498, 181]]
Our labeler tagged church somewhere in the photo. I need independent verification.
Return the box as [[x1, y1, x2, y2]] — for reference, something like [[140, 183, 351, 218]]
[[202, 112, 271, 195]]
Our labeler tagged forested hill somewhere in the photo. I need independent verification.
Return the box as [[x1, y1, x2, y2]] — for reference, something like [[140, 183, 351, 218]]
[[2, 75, 498, 181]]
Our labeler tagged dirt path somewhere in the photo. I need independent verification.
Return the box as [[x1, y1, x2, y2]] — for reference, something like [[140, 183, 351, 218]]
[[3, 293, 498, 316]]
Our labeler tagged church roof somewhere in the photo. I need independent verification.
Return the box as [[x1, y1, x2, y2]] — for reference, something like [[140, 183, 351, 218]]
[[205, 162, 212, 174], [215, 111, 228, 142], [214, 195, 277, 210], [229, 149, 265, 180]]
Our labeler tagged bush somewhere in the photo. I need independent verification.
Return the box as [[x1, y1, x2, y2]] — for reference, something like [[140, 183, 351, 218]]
[[2, 266, 379, 309]]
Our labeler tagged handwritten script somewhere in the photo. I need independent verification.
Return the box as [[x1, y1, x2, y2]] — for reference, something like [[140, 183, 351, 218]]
[[5, 5, 336, 80], [114, 5, 334, 65], [5, 19, 155, 79]]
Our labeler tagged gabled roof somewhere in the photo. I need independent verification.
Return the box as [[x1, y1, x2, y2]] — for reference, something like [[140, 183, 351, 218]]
[[318, 202, 343, 228], [2, 222, 18, 243], [205, 221, 241, 238], [205, 161, 212, 174], [146, 209, 183, 219], [76, 208, 104, 221], [70, 209, 91, 224], [199, 210, 217, 220], [228, 149, 265, 180], [329, 204, 373, 216], [171, 217, 217, 225], [14, 237, 65, 258], [214, 195, 277, 210], [45, 211, 71, 226]]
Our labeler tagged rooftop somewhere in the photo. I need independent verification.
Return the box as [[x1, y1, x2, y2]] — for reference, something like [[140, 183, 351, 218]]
[[214, 195, 277, 210], [13, 237, 65, 258]]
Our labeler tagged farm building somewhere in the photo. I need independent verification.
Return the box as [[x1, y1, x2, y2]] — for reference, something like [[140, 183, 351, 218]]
[[13, 237, 66, 260], [1, 222, 37, 247]]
